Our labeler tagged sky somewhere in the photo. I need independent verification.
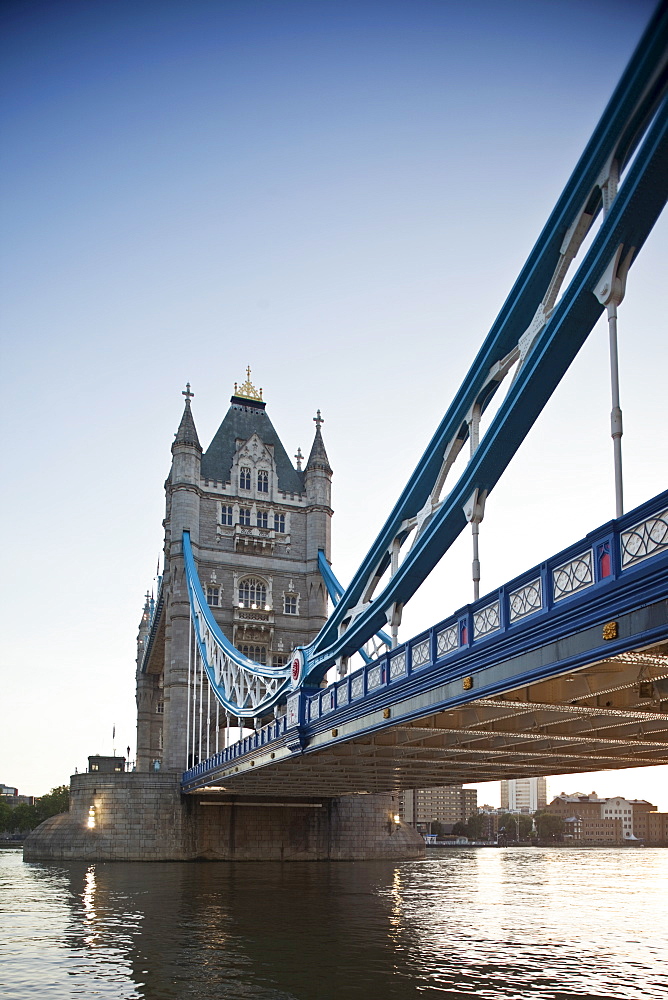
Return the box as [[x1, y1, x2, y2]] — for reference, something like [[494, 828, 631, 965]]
[[1, 0, 666, 808]]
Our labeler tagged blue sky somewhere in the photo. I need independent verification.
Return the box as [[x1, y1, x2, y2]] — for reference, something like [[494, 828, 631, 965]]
[[1, 0, 666, 806]]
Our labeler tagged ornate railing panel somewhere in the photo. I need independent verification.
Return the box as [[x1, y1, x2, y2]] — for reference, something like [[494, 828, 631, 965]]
[[553, 551, 594, 602], [621, 508, 668, 568], [509, 578, 543, 622], [473, 601, 501, 639]]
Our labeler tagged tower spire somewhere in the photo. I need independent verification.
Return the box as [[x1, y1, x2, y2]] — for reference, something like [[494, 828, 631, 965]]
[[174, 382, 201, 450], [305, 409, 332, 474]]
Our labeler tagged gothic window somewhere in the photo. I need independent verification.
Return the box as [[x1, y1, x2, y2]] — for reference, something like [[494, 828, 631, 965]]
[[284, 595, 298, 615], [156, 701, 164, 714], [220, 505, 233, 526], [239, 507, 251, 526], [240, 467, 251, 490], [257, 509, 268, 529], [273, 655, 287, 667], [257, 470, 269, 493], [206, 585, 220, 607], [274, 513, 285, 533], [238, 577, 267, 608], [240, 644, 267, 665]]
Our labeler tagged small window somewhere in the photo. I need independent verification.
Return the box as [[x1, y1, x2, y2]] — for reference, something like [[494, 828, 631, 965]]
[[284, 595, 298, 615], [274, 513, 285, 533], [239, 507, 251, 526], [90, 763, 99, 772], [257, 470, 269, 493], [240, 467, 251, 490], [220, 505, 233, 526], [257, 509, 268, 529], [156, 701, 164, 715], [273, 655, 287, 667], [206, 585, 220, 607], [240, 644, 267, 665]]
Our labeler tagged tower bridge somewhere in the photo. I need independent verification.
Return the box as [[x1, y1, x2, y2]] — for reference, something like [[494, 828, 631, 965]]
[[25, 3, 668, 862], [182, 489, 668, 798]]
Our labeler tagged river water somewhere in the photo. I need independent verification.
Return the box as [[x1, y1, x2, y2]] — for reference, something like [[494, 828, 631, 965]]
[[1, 846, 666, 999]]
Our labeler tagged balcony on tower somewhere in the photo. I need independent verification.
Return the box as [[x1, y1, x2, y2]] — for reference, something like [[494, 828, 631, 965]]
[[233, 523, 278, 553]]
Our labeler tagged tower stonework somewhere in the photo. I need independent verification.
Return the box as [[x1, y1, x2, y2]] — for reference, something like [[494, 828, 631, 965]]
[[25, 375, 423, 862], [137, 376, 333, 772]]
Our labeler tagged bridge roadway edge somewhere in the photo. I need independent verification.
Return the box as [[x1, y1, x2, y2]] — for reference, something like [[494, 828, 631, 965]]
[[22, 772, 425, 862]]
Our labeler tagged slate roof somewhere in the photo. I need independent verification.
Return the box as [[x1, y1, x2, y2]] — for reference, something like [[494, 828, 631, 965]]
[[201, 396, 305, 494]]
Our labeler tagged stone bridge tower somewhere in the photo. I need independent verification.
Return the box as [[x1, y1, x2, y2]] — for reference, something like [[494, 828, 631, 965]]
[[136, 371, 333, 771]]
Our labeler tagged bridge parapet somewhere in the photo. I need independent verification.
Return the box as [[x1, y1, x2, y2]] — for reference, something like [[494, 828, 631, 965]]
[[182, 490, 668, 792]]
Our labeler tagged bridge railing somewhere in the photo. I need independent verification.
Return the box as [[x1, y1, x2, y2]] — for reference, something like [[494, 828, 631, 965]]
[[183, 716, 290, 780], [182, 489, 667, 784], [300, 490, 667, 724]]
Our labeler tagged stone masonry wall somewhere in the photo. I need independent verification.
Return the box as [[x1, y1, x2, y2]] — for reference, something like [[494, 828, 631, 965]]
[[24, 773, 424, 862]]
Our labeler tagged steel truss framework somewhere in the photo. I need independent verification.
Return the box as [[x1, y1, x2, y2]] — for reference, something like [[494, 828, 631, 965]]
[[182, 3, 668, 719], [182, 491, 668, 793]]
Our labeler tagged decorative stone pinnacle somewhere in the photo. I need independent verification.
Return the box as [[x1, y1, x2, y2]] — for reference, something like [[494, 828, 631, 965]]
[[182, 382, 194, 403], [234, 366, 263, 401], [295, 447, 304, 470], [313, 409, 324, 430]]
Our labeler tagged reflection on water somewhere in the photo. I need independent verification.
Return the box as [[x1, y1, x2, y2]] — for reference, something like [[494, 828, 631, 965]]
[[1, 847, 667, 999]]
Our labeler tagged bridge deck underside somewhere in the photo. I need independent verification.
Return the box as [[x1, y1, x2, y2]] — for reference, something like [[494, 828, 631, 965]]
[[193, 641, 668, 798]]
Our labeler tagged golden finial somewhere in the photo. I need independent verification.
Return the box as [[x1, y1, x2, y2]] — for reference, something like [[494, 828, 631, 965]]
[[234, 366, 263, 401]]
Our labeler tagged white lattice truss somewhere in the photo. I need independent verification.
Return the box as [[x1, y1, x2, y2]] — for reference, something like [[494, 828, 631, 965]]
[[184, 535, 291, 717]]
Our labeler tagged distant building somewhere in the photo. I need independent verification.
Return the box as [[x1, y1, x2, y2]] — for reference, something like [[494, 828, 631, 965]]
[[500, 777, 547, 813], [402, 785, 477, 829], [0, 784, 35, 807], [545, 792, 668, 844]]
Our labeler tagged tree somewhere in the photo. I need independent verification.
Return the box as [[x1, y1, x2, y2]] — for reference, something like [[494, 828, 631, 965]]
[[534, 812, 564, 841], [0, 800, 13, 833], [10, 803, 39, 833], [497, 813, 533, 841], [35, 785, 69, 822]]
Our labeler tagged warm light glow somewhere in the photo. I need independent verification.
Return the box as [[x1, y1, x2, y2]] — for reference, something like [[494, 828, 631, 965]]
[[264, 604, 270, 611], [87, 805, 96, 829], [393, 813, 401, 825]]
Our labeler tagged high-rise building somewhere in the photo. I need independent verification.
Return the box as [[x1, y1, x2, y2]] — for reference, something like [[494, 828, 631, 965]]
[[401, 786, 477, 829], [136, 373, 333, 771], [500, 777, 548, 813]]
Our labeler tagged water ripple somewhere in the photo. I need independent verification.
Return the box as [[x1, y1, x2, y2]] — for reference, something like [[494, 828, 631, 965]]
[[1, 847, 667, 999]]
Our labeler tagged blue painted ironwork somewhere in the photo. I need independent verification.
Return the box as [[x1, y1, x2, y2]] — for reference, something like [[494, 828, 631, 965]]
[[295, 8, 668, 680], [317, 549, 393, 664], [180, 5, 667, 718], [183, 531, 291, 715], [182, 488, 668, 790]]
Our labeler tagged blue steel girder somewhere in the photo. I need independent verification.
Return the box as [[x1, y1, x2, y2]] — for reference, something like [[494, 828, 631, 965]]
[[317, 550, 393, 665], [301, 8, 668, 682], [181, 490, 668, 793]]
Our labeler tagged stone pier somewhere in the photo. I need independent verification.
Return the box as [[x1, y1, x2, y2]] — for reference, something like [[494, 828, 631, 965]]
[[23, 772, 425, 862]]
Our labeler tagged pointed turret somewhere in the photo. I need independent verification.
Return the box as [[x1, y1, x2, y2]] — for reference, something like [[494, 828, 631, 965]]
[[173, 383, 201, 451], [304, 409, 333, 576], [169, 382, 202, 544], [305, 409, 332, 475]]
